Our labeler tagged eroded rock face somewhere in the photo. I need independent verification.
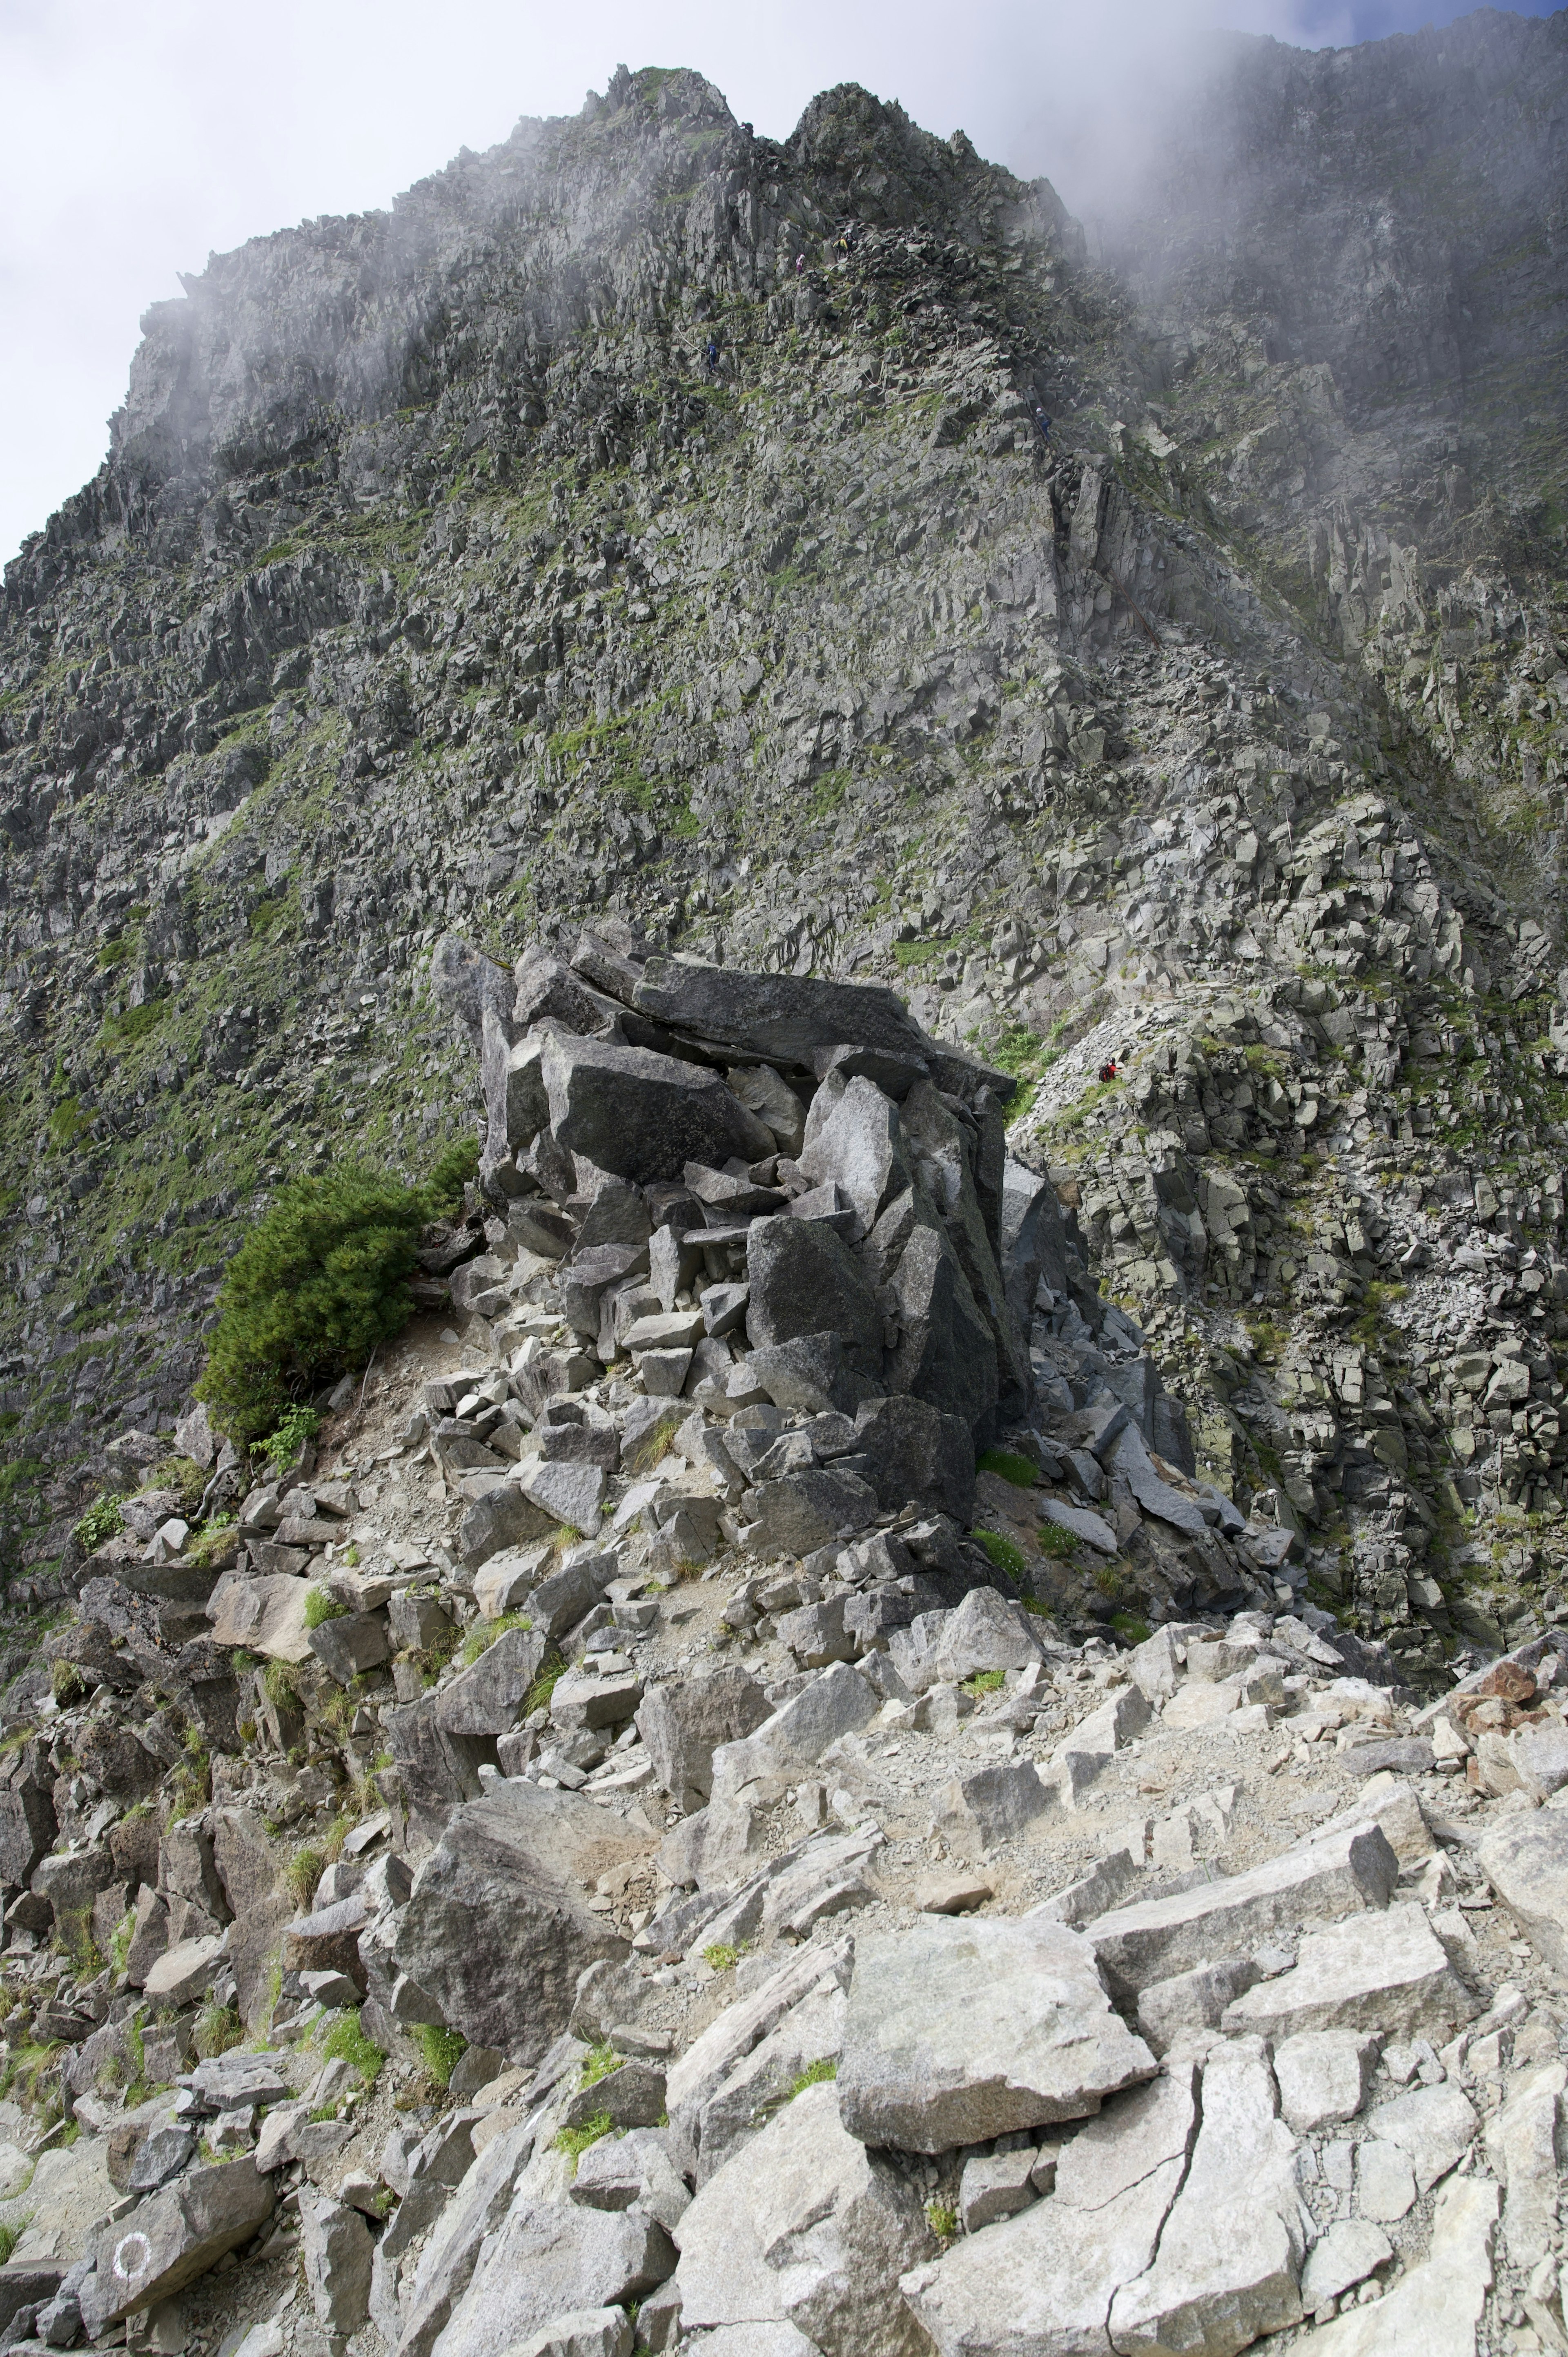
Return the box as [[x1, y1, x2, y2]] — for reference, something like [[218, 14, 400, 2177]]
[[394, 1782, 650, 2062]]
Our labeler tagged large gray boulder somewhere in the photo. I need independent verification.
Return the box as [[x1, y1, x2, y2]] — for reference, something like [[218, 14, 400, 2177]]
[[837, 1915, 1155, 2154], [430, 2199, 674, 2357], [745, 1218, 884, 1376], [300, 2190, 374, 2339], [395, 1782, 651, 2062], [851, 1395, 976, 1523], [671, 2080, 935, 2357], [1086, 1821, 1400, 1999], [622, 959, 933, 1070], [542, 1033, 772, 1183], [80, 2160, 275, 2332], [636, 1670, 773, 1813], [710, 1664, 880, 1803], [1477, 1808, 1568, 1973], [885, 1222, 1000, 1434], [795, 1075, 911, 1240], [434, 1625, 549, 1739]]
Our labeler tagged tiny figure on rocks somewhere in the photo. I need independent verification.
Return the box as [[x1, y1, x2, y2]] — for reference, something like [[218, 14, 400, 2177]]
[[1099, 1060, 1118, 1083], [795, 253, 806, 275], [1033, 405, 1052, 442], [705, 339, 720, 376]]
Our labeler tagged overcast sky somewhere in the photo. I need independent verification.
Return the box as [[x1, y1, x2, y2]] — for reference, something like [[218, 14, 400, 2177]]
[[0, 0, 1556, 567]]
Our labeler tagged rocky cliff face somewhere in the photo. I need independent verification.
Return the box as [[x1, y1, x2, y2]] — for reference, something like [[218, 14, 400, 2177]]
[[1, 23, 1567, 1670]]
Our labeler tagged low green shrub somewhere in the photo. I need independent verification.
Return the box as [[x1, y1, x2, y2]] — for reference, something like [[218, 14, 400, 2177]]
[[974, 1528, 1027, 1581], [554, 2111, 615, 2171], [196, 1139, 478, 1445], [977, 1448, 1039, 1489], [1036, 1519, 1079, 1561], [303, 1585, 348, 1630], [323, 2008, 385, 2089], [72, 1494, 124, 1552], [787, 2058, 837, 2098], [193, 2002, 243, 2060], [412, 2023, 468, 2087], [259, 1405, 321, 1475], [963, 1668, 1007, 1695], [702, 1942, 744, 1973]]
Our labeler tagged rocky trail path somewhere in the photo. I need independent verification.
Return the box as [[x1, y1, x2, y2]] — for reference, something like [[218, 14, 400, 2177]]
[[1, 946, 1567, 2357]]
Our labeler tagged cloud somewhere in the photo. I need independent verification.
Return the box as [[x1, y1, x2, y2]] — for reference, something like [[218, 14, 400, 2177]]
[[0, 0, 1545, 564]]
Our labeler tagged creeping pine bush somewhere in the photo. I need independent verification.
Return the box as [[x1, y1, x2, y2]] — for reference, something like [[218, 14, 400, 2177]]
[[196, 1137, 479, 1442]]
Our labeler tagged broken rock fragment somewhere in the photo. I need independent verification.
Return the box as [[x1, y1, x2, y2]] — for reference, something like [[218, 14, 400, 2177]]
[[837, 1914, 1154, 2153]]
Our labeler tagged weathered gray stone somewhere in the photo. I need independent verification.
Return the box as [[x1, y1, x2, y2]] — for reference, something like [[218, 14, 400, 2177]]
[[1272, 2030, 1380, 2131], [1109, 2037, 1310, 2355], [1087, 1821, 1400, 1998], [189, 2052, 290, 2111], [1477, 1808, 1568, 1974], [628, 961, 935, 1075], [926, 1588, 1043, 1684], [431, 2197, 674, 2357], [746, 1217, 884, 1376], [744, 1467, 879, 1555], [672, 2080, 934, 2357], [520, 1460, 608, 1538], [1368, 2080, 1479, 2196], [837, 1915, 1155, 2154], [1222, 1900, 1473, 2042], [796, 1076, 910, 1240], [542, 1031, 773, 1184], [395, 1780, 648, 2063], [932, 1760, 1058, 1858], [80, 2160, 274, 2332], [205, 1570, 315, 1662], [510, 2313, 632, 2357], [395, 2119, 536, 2357], [300, 2190, 374, 2339], [308, 1608, 391, 1686], [902, 2067, 1196, 2357], [849, 1395, 976, 1523], [1304, 2174, 1497, 2356], [666, 1941, 853, 2161], [570, 2129, 691, 2235], [958, 2149, 1040, 2234], [141, 1935, 224, 2007], [709, 1664, 879, 1801], [885, 1221, 999, 1434], [1299, 2220, 1392, 2311], [636, 1670, 773, 1813], [1484, 2061, 1564, 2266], [435, 1623, 549, 1738]]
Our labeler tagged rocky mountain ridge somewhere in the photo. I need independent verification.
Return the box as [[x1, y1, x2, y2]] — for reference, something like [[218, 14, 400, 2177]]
[[0, 25, 1567, 1727]]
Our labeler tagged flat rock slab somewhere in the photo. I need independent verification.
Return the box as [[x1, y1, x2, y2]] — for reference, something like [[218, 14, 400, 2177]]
[[1087, 1822, 1399, 1999], [902, 2069, 1196, 2357], [1300, 2219, 1392, 2310], [1109, 2038, 1309, 2355], [672, 2080, 934, 2357], [1303, 2175, 1498, 2356], [837, 1915, 1155, 2154], [1478, 1808, 1568, 1973], [1222, 1901, 1473, 2043], [1364, 2081, 1478, 2193]]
